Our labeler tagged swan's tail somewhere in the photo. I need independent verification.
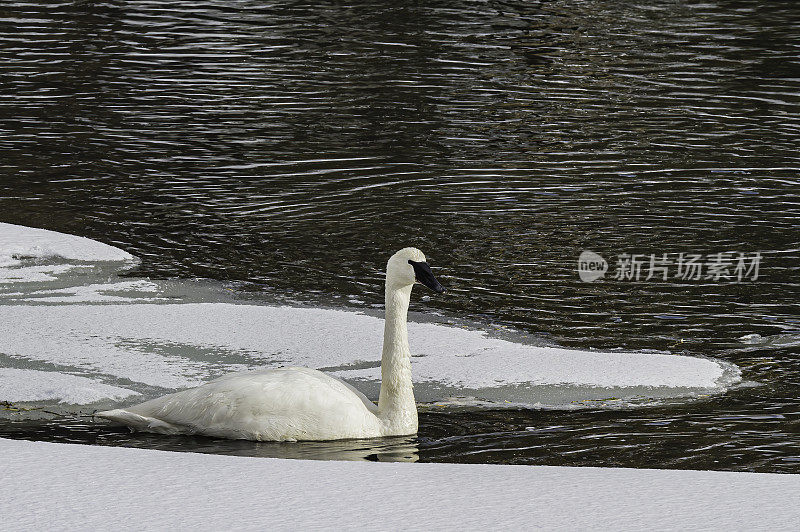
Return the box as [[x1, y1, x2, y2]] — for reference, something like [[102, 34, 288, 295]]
[[95, 408, 185, 435]]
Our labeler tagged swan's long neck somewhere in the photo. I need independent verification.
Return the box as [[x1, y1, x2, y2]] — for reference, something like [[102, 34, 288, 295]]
[[377, 282, 417, 434]]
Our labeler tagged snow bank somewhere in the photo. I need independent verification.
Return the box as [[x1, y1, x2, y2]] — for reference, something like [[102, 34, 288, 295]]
[[0, 369, 138, 404], [0, 303, 739, 406], [0, 222, 134, 265], [1, 438, 797, 531]]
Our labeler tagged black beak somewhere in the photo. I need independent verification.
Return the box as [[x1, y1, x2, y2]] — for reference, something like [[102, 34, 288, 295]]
[[408, 260, 445, 293]]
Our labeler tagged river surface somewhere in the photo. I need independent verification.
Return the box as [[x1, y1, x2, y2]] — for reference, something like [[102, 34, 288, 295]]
[[0, 0, 799, 472]]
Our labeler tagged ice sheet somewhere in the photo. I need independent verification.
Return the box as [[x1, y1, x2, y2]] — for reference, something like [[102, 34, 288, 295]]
[[0, 303, 739, 406], [0, 368, 138, 404], [0, 264, 92, 284], [23, 280, 164, 303]]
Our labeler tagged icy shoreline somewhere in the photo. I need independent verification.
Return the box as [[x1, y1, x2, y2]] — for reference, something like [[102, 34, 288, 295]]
[[1, 437, 797, 530]]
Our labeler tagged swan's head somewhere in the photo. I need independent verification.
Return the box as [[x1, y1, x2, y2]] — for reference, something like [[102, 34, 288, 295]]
[[386, 247, 445, 293]]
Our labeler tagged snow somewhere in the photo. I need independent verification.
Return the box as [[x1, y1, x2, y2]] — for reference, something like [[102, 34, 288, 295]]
[[0, 222, 134, 265], [1, 437, 798, 531], [0, 303, 739, 407], [0, 369, 138, 404]]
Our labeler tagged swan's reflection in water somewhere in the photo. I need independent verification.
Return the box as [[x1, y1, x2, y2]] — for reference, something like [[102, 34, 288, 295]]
[[243, 436, 420, 462], [0, 415, 419, 462], [191, 434, 420, 462]]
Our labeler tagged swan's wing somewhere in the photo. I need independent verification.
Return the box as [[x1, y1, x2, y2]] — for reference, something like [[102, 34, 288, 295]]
[[99, 367, 379, 440], [211, 366, 378, 414], [337, 378, 378, 414]]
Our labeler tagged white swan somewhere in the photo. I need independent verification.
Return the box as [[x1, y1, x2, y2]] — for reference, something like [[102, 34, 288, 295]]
[[97, 247, 444, 441]]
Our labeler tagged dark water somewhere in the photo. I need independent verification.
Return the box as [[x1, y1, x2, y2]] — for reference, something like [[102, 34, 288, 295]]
[[1, 0, 799, 472]]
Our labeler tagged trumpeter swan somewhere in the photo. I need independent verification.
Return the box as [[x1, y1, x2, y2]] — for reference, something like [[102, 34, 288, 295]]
[[97, 247, 445, 441]]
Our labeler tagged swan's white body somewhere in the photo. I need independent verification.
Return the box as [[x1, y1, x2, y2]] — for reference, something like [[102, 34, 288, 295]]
[[97, 248, 433, 441]]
